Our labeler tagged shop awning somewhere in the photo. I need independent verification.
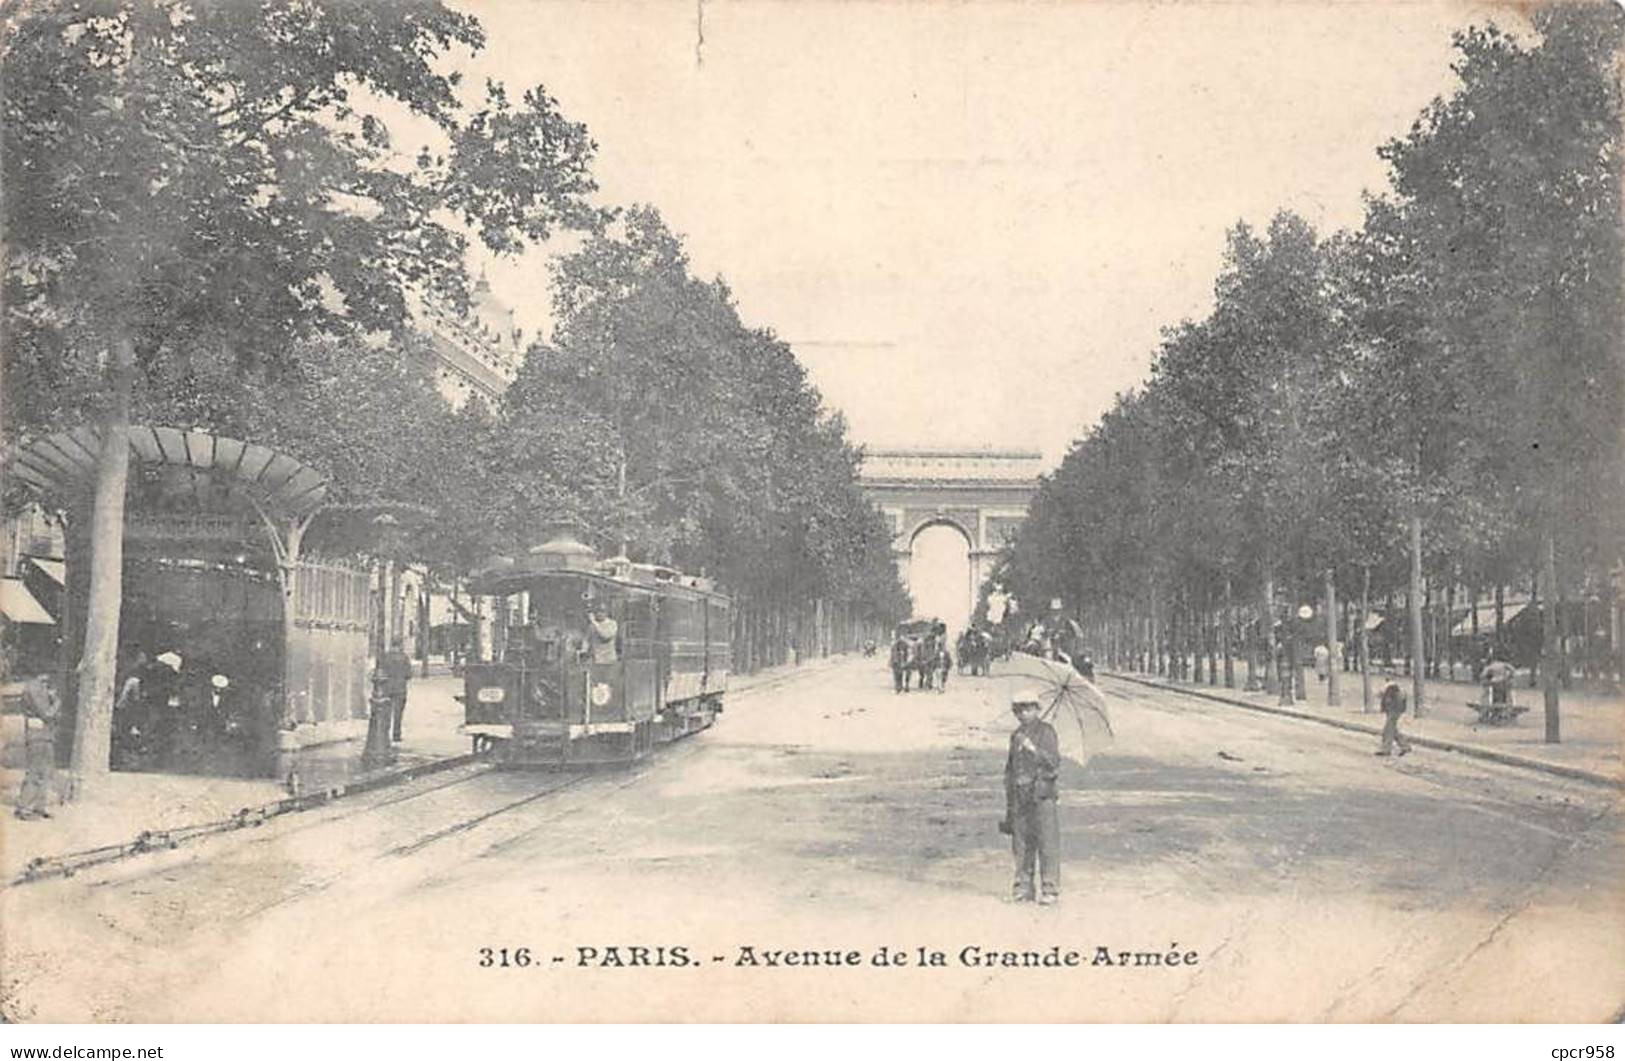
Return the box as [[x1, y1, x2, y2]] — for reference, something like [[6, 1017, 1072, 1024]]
[[1451, 602, 1528, 637], [25, 557, 64, 586], [1, 578, 55, 625], [8, 425, 329, 519]]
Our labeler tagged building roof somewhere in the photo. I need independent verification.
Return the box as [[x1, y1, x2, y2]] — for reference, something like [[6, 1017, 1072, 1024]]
[[1450, 602, 1530, 637], [860, 449, 1045, 484], [1, 578, 54, 625], [25, 557, 64, 586]]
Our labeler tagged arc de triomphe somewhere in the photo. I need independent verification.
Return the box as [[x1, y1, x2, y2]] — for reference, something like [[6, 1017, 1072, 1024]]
[[858, 448, 1043, 634]]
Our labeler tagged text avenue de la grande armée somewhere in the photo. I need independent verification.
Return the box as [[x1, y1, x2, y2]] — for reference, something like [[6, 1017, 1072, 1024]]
[[478, 943, 1202, 971]]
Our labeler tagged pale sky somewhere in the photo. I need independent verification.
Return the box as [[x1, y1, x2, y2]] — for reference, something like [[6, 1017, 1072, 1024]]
[[452, 0, 1517, 466]]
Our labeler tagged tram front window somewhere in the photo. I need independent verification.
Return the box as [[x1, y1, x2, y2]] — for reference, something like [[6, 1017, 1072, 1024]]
[[522, 622, 580, 665], [521, 576, 593, 664]]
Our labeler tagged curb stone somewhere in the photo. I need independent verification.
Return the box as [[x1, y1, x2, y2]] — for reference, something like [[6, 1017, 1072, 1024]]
[[1104, 670, 1622, 791]]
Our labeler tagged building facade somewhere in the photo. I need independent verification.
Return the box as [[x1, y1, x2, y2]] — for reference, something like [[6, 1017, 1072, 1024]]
[[418, 274, 526, 409]]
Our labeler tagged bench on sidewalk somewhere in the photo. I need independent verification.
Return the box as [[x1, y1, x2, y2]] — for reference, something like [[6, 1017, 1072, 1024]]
[[1465, 698, 1529, 726]]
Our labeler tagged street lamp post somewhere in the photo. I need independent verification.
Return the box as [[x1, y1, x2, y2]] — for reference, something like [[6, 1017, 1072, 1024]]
[[361, 512, 405, 769], [1297, 603, 1315, 701]]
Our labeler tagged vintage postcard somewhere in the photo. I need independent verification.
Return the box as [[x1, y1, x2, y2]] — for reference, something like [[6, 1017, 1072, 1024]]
[[2, 0, 1621, 1027]]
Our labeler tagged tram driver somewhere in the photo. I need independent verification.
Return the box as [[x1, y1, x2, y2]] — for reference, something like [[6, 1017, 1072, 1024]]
[[525, 618, 585, 665]]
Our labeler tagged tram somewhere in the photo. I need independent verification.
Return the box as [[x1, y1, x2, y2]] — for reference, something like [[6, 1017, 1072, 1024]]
[[460, 527, 730, 766]]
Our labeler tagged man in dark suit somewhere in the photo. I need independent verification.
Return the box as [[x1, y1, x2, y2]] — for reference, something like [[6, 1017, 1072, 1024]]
[[380, 639, 413, 742], [1003, 689, 1062, 904]]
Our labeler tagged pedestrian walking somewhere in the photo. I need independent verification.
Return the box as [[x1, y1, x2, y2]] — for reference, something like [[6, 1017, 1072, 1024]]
[[1001, 688, 1062, 904], [380, 639, 413, 742], [1376, 680, 1412, 757], [15, 673, 60, 820]]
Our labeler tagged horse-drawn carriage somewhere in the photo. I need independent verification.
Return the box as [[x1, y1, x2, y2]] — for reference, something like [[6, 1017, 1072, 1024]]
[[956, 627, 993, 677], [890, 618, 951, 693]]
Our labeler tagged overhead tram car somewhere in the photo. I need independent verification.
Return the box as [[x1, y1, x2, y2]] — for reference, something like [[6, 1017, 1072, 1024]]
[[461, 528, 731, 766]]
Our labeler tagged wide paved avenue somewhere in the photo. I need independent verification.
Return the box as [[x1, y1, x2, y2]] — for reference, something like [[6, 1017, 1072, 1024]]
[[4, 655, 1619, 1022]]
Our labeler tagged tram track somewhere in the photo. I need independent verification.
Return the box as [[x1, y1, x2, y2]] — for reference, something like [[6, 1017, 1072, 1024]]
[[385, 770, 592, 858], [236, 759, 496, 851], [215, 732, 714, 924], [474, 735, 712, 860], [18, 660, 831, 891], [381, 663, 829, 859]]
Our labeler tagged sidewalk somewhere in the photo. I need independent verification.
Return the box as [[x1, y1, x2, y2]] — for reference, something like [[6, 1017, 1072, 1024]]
[[0, 673, 473, 882], [1105, 662, 1624, 787], [0, 653, 846, 881]]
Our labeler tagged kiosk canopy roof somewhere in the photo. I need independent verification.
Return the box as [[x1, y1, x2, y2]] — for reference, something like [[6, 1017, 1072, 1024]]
[[11, 425, 329, 519]]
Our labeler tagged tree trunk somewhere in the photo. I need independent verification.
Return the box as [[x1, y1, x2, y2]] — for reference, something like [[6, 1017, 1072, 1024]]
[[418, 580, 431, 677], [1612, 595, 1623, 685], [1530, 566, 1542, 688], [1359, 565, 1372, 712], [1423, 576, 1436, 679], [615, 447, 630, 558], [1556, 580, 1571, 689], [66, 337, 136, 800], [1340, 595, 1351, 672], [1384, 588, 1395, 665], [1580, 595, 1592, 681], [1221, 576, 1235, 688], [1494, 582, 1505, 654], [1260, 573, 1277, 694], [1324, 567, 1339, 707], [1470, 583, 1480, 670], [1444, 577, 1457, 680], [1540, 528, 1561, 742], [1169, 601, 1181, 681], [1205, 594, 1217, 686], [1408, 510, 1426, 718]]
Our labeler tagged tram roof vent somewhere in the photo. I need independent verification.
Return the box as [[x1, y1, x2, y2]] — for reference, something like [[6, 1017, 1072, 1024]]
[[525, 523, 599, 572]]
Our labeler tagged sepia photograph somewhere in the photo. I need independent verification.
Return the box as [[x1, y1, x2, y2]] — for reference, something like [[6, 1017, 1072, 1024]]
[[1, 0, 1622, 1028]]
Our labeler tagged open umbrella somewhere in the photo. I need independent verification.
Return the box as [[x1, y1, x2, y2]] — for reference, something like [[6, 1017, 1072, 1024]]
[[996, 651, 1114, 765]]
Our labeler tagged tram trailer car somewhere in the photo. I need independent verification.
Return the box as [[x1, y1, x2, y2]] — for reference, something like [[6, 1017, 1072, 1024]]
[[460, 531, 730, 766]]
